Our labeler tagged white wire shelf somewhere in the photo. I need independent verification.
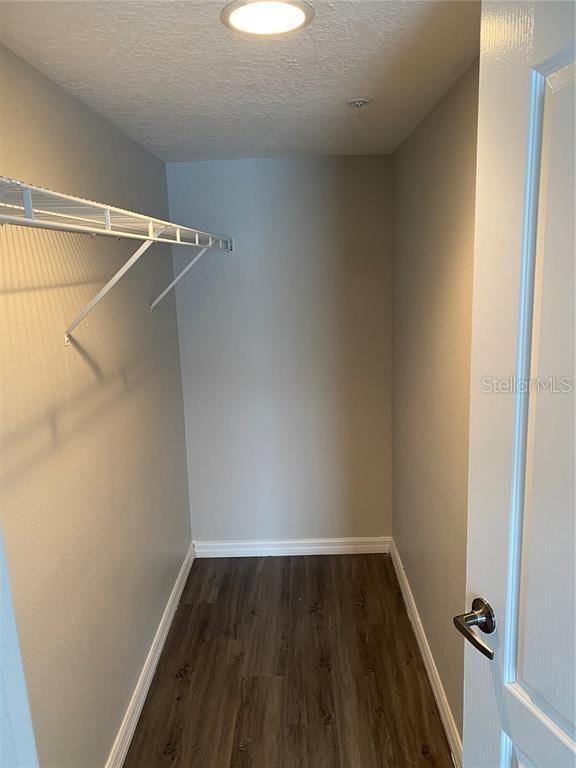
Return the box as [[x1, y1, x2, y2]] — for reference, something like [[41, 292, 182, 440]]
[[0, 176, 233, 344], [0, 176, 232, 251]]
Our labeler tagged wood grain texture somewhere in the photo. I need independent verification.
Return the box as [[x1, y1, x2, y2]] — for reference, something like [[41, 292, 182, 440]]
[[124, 555, 452, 767]]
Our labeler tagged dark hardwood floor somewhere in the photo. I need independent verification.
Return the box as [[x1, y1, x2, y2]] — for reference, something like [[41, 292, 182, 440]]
[[124, 555, 453, 767]]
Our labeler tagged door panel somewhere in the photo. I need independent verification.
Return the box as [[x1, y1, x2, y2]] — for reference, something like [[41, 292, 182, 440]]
[[518, 56, 575, 734], [464, 3, 575, 766], [512, 744, 537, 768]]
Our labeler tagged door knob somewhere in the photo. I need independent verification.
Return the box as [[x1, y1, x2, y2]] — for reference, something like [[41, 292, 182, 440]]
[[453, 597, 496, 660]]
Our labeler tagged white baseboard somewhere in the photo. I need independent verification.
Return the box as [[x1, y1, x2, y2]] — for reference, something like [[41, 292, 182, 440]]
[[104, 542, 195, 768], [193, 536, 392, 558], [390, 540, 462, 768]]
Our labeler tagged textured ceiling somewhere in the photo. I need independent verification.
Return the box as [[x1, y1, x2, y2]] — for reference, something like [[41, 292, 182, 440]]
[[0, 1, 480, 161]]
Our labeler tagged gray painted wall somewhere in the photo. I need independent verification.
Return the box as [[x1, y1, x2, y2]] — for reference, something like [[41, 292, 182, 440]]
[[0, 46, 191, 767], [167, 157, 393, 542], [392, 62, 479, 734], [0, 39, 478, 761]]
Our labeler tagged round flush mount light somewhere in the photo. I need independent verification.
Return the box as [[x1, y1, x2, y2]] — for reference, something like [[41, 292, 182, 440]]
[[221, 0, 314, 36]]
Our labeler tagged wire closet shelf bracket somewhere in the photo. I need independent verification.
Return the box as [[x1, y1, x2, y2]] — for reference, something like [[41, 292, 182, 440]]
[[0, 176, 233, 345]]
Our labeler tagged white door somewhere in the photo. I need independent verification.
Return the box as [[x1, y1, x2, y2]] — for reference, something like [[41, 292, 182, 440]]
[[0, 531, 38, 768], [463, 1, 575, 767]]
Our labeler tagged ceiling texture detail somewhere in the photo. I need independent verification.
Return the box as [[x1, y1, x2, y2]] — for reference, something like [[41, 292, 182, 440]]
[[0, 1, 480, 161]]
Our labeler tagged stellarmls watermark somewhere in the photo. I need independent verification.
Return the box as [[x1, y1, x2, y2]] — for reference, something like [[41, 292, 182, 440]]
[[481, 376, 574, 394]]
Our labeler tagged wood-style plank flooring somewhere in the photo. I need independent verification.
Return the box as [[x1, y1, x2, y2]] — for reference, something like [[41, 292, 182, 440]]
[[124, 555, 452, 767]]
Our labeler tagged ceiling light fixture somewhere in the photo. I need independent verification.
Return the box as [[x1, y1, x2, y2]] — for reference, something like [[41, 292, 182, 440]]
[[221, 0, 314, 36]]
